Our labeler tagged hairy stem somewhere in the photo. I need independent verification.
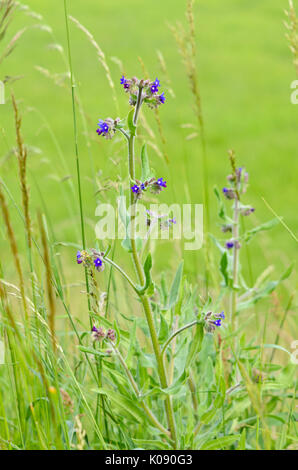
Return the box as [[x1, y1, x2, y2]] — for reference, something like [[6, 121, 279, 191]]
[[126, 86, 177, 447], [230, 186, 240, 331]]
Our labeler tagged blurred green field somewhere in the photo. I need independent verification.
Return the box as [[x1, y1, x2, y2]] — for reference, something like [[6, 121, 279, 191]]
[[0, 0, 297, 282]]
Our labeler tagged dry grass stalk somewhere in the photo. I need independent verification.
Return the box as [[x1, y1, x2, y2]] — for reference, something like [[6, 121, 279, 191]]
[[38, 213, 56, 352], [169, 0, 209, 220], [73, 415, 86, 450], [0, 0, 16, 40], [285, 0, 298, 76], [156, 50, 175, 98], [0, 182, 28, 319], [11, 93, 31, 249]]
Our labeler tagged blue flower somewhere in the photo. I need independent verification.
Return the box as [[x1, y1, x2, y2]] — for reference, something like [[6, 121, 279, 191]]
[[226, 241, 234, 249], [97, 120, 109, 136], [94, 257, 103, 270], [151, 84, 159, 94], [131, 184, 140, 194], [140, 183, 146, 190], [159, 92, 166, 104], [154, 78, 160, 87], [120, 75, 126, 85], [77, 251, 83, 264], [214, 319, 222, 327], [219, 311, 225, 319], [157, 177, 167, 188]]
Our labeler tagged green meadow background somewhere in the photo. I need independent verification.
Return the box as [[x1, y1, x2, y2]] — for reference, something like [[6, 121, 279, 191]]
[[0, 0, 297, 287]]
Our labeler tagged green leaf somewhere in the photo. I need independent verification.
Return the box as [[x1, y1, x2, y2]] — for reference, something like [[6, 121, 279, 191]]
[[174, 275, 185, 316], [158, 313, 169, 343], [121, 236, 143, 253], [185, 322, 204, 369], [95, 389, 146, 424], [213, 186, 226, 220], [244, 218, 279, 243], [238, 264, 294, 311], [219, 251, 228, 286], [137, 253, 154, 295], [213, 376, 226, 408], [78, 346, 110, 357], [201, 434, 241, 450], [168, 261, 184, 308], [141, 144, 152, 181], [238, 429, 246, 450]]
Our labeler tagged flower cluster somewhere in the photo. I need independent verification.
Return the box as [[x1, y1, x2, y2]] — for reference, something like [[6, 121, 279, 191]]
[[225, 240, 241, 250], [221, 166, 255, 250], [91, 325, 116, 343], [120, 75, 165, 109], [241, 207, 255, 216], [77, 249, 105, 272], [131, 177, 167, 198], [96, 117, 120, 140], [146, 209, 177, 231], [204, 311, 225, 332], [222, 166, 249, 201]]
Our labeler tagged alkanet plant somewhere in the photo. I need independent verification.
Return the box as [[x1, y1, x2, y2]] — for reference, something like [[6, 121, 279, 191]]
[[75, 75, 227, 448], [75, 76, 292, 450]]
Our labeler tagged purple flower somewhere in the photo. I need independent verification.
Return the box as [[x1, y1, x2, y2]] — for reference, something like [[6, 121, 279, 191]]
[[97, 120, 109, 136], [222, 187, 236, 200], [158, 92, 166, 104], [157, 177, 167, 188], [154, 78, 160, 87], [91, 325, 106, 342], [120, 75, 131, 90], [226, 241, 234, 249], [140, 183, 146, 190], [106, 328, 116, 342], [77, 251, 83, 264], [204, 310, 225, 331], [226, 240, 241, 250], [131, 184, 140, 194], [151, 84, 159, 94], [242, 207, 255, 216], [94, 257, 103, 270]]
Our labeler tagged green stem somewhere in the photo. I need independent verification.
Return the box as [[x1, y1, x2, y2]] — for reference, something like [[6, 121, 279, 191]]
[[161, 320, 198, 358], [104, 257, 138, 293], [126, 86, 177, 447], [230, 184, 240, 331]]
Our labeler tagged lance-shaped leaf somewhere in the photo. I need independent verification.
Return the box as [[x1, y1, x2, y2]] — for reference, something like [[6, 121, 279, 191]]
[[168, 261, 184, 308]]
